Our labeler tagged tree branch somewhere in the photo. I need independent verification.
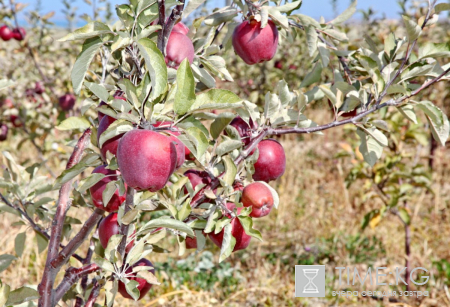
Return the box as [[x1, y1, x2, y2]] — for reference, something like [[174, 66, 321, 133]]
[[157, 0, 186, 54], [53, 264, 100, 304], [117, 186, 134, 258], [156, 0, 166, 53], [38, 128, 92, 307], [50, 209, 104, 269], [84, 280, 101, 307]]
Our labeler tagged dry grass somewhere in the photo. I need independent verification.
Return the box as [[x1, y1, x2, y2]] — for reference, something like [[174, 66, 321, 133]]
[[2, 109, 450, 306]]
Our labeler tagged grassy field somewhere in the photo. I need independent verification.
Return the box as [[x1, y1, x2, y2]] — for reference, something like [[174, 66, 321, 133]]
[[2, 107, 450, 306]]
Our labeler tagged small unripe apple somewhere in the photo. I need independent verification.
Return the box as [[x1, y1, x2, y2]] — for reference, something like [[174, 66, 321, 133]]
[[10, 115, 22, 128], [153, 121, 185, 169], [185, 236, 197, 249], [0, 25, 13, 41], [253, 139, 286, 182], [118, 258, 155, 300], [34, 82, 45, 95], [59, 94, 76, 111], [97, 115, 124, 160], [232, 19, 279, 65], [12, 27, 26, 41], [98, 212, 134, 252], [165, 32, 195, 69], [184, 170, 211, 193], [117, 129, 177, 191], [242, 182, 274, 218], [173, 22, 189, 35], [89, 165, 127, 212], [0, 123, 8, 141], [208, 203, 251, 252]]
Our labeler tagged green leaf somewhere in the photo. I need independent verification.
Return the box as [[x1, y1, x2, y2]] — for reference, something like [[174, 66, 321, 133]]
[[356, 128, 384, 167], [137, 38, 168, 101], [98, 119, 133, 148], [184, 0, 206, 18], [360, 127, 388, 147], [190, 89, 242, 112], [72, 37, 103, 94], [398, 208, 411, 225], [435, 3, 450, 13], [56, 116, 91, 131], [416, 101, 450, 146], [0, 283, 10, 307], [84, 81, 110, 102], [268, 7, 289, 29], [402, 15, 422, 42], [0, 254, 16, 273], [124, 280, 140, 300], [77, 173, 106, 193], [5, 287, 39, 305], [398, 104, 417, 124], [329, 0, 357, 25], [274, 0, 302, 13], [237, 216, 263, 241], [36, 232, 48, 253], [102, 181, 118, 209], [222, 156, 237, 187], [58, 21, 112, 41], [219, 224, 236, 262], [185, 127, 209, 161], [174, 59, 196, 115], [53, 161, 91, 189], [216, 140, 242, 156], [138, 217, 194, 236], [204, 6, 238, 26], [93, 256, 116, 273], [0, 79, 15, 91], [210, 113, 235, 140], [305, 25, 318, 57], [300, 62, 322, 88], [14, 233, 26, 257], [177, 199, 191, 221], [419, 43, 450, 59]]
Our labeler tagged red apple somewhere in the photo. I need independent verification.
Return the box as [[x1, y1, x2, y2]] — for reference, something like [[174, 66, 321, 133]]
[[184, 170, 211, 193], [241, 182, 274, 218], [253, 139, 285, 182], [10, 115, 22, 128], [97, 115, 124, 160], [209, 203, 251, 252], [165, 32, 195, 69], [89, 165, 127, 212], [34, 82, 45, 95], [12, 27, 26, 41], [0, 25, 13, 41], [117, 129, 177, 191], [118, 258, 155, 300], [274, 60, 283, 70], [153, 121, 185, 169], [185, 236, 197, 249], [232, 19, 279, 65], [173, 22, 189, 35], [59, 94, 76, 111], [98, 212, 134, 252], [228, 116, 254, 146], [289, 64, 297, 70], [0, 123, 8, 141], [1, 98, 14, 109]]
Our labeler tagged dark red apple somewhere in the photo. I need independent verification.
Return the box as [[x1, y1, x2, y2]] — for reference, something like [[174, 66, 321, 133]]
[[253, 139, 286, 182], [274, 60, 283, 70], [12, 27, 26, 41], [340, 108, 358, 118], [165, 32, 195, 69], [97, 115, 124, 160], [185, 236, 197, 249], [0, 25, 13, 41], [232, 19, 278, 65], [117, 129, 177, 191], [241, 182, 274, 218], [208, 203, 251, 252], [34, 82, 45, 95], [173, 22, 189, 35], [118, 258, 155, 300], [89, 165, 127, 212], [153, 121, 185, 169], [10, 115, 22, 128], [98, 212, 134, 252], [184, 170, 211, 193], [59, 94, 76, 111], [0, 123, 8, 141], [228, 116, 254, 146]]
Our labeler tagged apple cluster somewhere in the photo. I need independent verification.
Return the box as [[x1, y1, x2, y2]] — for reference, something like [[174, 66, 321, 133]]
[[0, 25, 26, 41]]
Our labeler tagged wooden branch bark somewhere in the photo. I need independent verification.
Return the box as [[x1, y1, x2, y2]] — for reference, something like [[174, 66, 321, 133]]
[[117, 186, 135, 258], [38, 128, 92, 307]]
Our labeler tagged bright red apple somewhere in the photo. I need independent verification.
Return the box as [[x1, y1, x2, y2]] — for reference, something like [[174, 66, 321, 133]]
[[0, 123, 8, 141], [98, 212, 134, 252], [153, 121, 185, 169], [165, 32, 195, 69], [0, 25, 13, 41], [208, 203, 251, 252], [59, 94, 76, 111], [253, 139, 286, 182], [12, 27, 26, 41], [118, 258, 155, 300], [232, 19, 279, 65], [89, 165, 127, 212], [173, 22, 189, 35], [241, 182, 274, 218], [117, 129, 177, 191]]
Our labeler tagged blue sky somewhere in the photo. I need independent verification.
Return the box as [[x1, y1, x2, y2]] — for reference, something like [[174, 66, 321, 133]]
[[17, 0, 407, 27]]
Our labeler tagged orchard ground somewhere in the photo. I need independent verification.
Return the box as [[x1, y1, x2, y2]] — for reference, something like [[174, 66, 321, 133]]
[[2, 109, 450, 306]]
